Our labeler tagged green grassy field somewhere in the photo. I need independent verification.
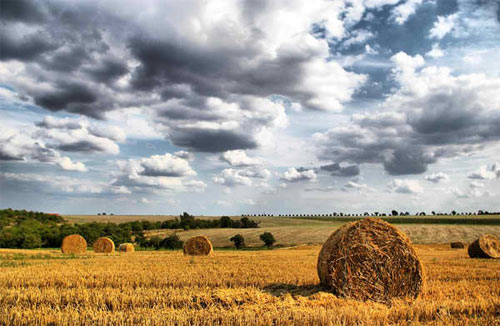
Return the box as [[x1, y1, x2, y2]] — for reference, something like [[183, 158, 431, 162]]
[[64, 215, 500, 247]]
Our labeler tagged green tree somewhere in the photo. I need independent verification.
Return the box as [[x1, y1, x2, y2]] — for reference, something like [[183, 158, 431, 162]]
[[230, 234, 245, 249], [219, 216, 233, 228], [259, 232, 276, 248]]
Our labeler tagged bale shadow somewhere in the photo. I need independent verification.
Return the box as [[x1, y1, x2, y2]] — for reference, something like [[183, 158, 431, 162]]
[[262, 283, 325, 297]]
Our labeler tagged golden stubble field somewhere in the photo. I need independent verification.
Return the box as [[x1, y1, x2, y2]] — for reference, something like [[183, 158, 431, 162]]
[[1, 245, 499, 326]]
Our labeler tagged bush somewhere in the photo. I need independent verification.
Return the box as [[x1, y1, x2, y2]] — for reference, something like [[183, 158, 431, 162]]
[[230, 234, 245, 249], [259, 232, 276, 248], [161, 234, 183, 250]]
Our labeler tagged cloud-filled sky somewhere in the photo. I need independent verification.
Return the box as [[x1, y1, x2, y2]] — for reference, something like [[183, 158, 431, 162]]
[[1, 0, 499, 215]]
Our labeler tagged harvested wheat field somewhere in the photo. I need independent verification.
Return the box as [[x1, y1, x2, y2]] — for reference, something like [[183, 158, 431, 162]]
[[1, 245, 499, 326]]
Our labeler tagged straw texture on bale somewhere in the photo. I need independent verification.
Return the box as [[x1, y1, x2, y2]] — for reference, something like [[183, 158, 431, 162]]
[[317, 218, 424, 302], [93, 237, 115, 253], [61, 234, 87, 254], [119, 243, 135, 252], [183, 236, 213, 256], [450, 241, 465, 249], [468, 234, 500, 259]]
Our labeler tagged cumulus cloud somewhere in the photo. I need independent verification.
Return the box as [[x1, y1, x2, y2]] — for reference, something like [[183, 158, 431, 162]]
[[468, 164, 499, 180], [388, 179, 423, 194], [342, 181, 374, 192], [314, 52, 500, 175], [220, 150, 261, 167], [281, 167, 317, 182], [112, 154, 205, 192], [212, 167, 271, 187], [0, 128, 87, 171], [425, 172, 449, 183], [429, 14, 458, 39], [35, 116, 124, 155], [320, 162, 360, 177], [392, 0, 423, 25]]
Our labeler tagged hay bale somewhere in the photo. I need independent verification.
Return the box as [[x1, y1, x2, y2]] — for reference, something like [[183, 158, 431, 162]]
[[450, 241, 465, 249], [317, 218, 424, 302], [93, 237, 115, 253], [468, 234, 500, 259], [119, 243, 135, 252], [183, 236, 213, 256], [61, 234, 87, 254]]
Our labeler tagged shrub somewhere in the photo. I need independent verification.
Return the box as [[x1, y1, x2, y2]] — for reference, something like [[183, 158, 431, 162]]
[[230, 234, 245, 249], [260, 232, 276, 248]]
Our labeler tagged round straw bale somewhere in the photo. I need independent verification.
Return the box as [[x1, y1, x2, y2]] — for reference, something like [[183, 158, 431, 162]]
[[450, 241, 465, 249], [93, 237, 115, 253], [119, 243, 135, 252], [183, 236, 213, 256], [317, 218, 424, 302], [61, 234, 87, 254], [468, 234, 500, 259]]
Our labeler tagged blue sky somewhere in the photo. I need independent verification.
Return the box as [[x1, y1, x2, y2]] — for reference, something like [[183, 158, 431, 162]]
[[1, 0, 499, 215]]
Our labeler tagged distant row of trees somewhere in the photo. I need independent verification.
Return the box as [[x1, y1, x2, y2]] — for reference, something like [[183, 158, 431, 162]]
[[243, 210, 500, 218]]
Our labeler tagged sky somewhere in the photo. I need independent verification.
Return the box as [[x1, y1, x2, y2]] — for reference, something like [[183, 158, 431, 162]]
[[1, 0, 499, 215]]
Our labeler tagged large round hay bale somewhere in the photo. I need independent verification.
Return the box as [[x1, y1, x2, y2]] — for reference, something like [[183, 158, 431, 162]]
[[118, 243, 135, 252], [468, 234, 500, 259], [93, 237, 115, 253], [61, 234, 87, 254], [183, 236, 213, 256], [317, 218, 424, 302], [450, 241, 465, 249]]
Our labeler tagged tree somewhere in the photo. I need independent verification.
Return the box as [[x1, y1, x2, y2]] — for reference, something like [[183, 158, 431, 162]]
[[230, 234, 245, 249], [391, 210, 399, 216], [161, 234, 183, 250], [259, 232, 276, 248], [219, 216, 233, 228]]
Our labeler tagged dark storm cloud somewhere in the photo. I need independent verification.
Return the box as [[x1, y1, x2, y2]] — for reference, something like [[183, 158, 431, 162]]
[[0, 31, 55, 61], [320, 163, 360, 177], [40, 46, 90, 72], [84, 58, 129, 83], [34, 82, 97, 111], [54, 141, 106, 153], [170, 129, 257, 153], [383, 147, 436, 175], [0, 0, 47, 24]]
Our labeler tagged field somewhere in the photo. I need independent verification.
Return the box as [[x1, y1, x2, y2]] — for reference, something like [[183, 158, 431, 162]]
[[1, 244, 499, 325], [66, 215, 500, 247]]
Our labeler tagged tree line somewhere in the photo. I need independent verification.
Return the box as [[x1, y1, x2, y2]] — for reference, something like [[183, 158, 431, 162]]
[[0, 209, 259, 249]]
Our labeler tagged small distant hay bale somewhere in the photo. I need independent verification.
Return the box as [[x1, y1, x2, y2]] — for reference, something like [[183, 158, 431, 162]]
[[450, 241, 465, 249], [93, 237, 115, 253], [183, 236, 213, 256], [468, 234, 500, 259], [119, 243, 135, 252], [61, 234, 87, 254], [317, 218, 424, 302]]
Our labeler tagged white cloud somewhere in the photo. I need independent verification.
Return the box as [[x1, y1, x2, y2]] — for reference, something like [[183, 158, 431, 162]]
[[342, 181, 374, 192], [220, 150, 261, 166], [429, 14, 458, 39], [426, 43, 444, 58], [392, 0, 423, 25], [388, 179, 423, 194], [112, 154, 205, 192], [0, 128, 87, 172], [281, 168, 317, 182], [212, 166, 270, 187], [468, 165, 497, 180], [139, 153, 196, 177], [425, 172, 449, 183]]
